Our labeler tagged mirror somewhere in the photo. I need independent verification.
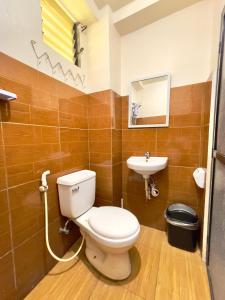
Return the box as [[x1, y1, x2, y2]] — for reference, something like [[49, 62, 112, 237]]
[[128, 73, 171, 128]]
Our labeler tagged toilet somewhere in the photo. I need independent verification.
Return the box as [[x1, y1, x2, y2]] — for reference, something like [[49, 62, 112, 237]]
[[57, 170, 140, 280]]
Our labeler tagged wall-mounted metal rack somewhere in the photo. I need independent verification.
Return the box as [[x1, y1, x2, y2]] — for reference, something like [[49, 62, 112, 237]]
[[30, 40, 86, 88], [0, 89, 17, 101]]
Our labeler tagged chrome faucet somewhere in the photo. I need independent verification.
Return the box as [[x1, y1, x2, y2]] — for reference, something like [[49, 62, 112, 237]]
[[145, 152, 150, 161]]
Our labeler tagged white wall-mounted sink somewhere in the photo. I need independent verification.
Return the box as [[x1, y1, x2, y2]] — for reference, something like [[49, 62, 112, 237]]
[[127, 156, 168, 178]]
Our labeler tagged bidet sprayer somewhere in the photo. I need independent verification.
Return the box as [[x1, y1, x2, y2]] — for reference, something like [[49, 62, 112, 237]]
[[41, 170, 50, 187], [39, 169, 84, 262]]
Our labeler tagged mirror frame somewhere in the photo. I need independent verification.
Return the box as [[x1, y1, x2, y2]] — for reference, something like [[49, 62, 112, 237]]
[[128, 73, 171, 128]]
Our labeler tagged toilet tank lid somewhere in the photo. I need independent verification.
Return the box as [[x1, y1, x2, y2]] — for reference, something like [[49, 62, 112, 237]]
[[57, 170, 96, 186]]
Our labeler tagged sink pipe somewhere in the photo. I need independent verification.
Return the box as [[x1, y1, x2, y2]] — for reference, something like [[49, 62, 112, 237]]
[[144, 176, 159, 200]]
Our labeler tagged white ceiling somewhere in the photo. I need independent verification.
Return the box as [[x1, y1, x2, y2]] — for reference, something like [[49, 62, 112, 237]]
[[114, 0, 203, 35], [66, 0, 204, 35], [94, 0, 134, 11]]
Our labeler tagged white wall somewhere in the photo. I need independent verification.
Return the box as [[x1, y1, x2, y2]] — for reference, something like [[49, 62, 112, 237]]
[[109, 14, 121, 95], [121, 0, 214, 95], [87, 7, 121, 94], [86, 12, 111, 92], [210, 0, 225, 70], [0, 0, 87, 92]]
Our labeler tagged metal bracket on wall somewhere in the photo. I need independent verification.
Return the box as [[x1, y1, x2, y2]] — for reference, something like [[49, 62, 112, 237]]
[[30, 40, 85, 88]]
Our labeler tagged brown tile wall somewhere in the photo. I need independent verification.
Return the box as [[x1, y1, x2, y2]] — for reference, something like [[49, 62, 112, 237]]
[[0, 52, 211, 298], [122, 82, 211, 231], [112, 93, 122, 207], [88, 90, 122, 207], [0, 53, 89, 299]]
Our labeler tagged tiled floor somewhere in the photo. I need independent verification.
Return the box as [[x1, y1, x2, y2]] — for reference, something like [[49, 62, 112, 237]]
[[26, 226, 211, 300]]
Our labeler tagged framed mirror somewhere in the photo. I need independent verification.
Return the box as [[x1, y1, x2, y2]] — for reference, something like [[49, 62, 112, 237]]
[[128, 73, 171, 128]]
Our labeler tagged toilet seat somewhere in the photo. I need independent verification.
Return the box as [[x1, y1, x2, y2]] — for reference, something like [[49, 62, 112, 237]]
[[88, 206, 139, 239], [74, 206, 140, 248]]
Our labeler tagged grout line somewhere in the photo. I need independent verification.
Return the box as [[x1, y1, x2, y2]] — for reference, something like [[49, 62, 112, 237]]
[[0, 249, 13, 260], [1, 120, 111, 131], [152, 235, 164, 299], [10, 216, 60, 252], [28, 101, 31, 125], [6, 178, 39, 190], [4, 158, 92, 190], [57, 98, 61, 154], [1, 122, 90, 131], [0, 122, 17, 289], [87, 128, 112, 131]]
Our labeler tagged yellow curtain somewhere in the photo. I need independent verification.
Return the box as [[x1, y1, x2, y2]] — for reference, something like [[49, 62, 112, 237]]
[[40, 0, 75, 63]]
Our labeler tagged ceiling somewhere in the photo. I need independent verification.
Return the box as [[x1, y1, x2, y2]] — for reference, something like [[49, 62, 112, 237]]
[[94, 0, 134, 11], [113, 0, 203, 35], [60, 0, 204, 35]]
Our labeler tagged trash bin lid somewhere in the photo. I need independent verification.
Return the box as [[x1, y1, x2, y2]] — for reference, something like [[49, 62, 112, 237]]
[[167, 203, 197, 215], [165, 203, 199, 229]]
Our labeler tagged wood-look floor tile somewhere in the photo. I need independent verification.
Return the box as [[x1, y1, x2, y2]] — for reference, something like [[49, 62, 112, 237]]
[[118, 226, 163, 299], [25, 226, 211, 300], [155, 237, 210, 300], [26, 249, 99, 300], [90, 279, 143, 300]]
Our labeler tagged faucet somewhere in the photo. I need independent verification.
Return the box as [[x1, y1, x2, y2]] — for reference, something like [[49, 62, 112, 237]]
[[145, 152, 150, 161]]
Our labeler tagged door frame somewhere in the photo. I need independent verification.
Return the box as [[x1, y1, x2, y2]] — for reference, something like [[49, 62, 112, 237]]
[[201, 72, 217, 263], [202, 8, 225, 264]]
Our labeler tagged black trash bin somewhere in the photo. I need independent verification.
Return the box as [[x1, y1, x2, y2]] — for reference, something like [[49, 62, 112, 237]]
[[164, 203, 199, 252]]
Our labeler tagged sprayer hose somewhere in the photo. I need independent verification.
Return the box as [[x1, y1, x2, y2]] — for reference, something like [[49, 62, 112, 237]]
[[43, 191, 84, 262]]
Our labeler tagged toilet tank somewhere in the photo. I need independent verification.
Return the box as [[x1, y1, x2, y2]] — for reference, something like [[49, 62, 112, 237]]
[[57, 170, 96, 219]]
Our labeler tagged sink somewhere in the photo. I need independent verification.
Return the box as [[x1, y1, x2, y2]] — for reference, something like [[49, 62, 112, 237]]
[[127, 156, 168, 178]]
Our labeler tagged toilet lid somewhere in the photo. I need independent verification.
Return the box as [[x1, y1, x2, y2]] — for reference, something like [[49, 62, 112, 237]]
[[88, 206, 139, 239]]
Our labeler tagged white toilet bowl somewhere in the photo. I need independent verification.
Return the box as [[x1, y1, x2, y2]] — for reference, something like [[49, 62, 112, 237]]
[[57, 170, 140, 280], [74, 206, 140, 280]]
